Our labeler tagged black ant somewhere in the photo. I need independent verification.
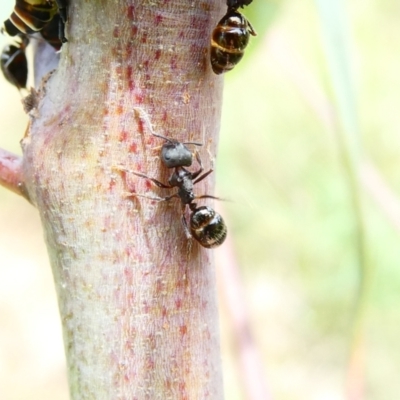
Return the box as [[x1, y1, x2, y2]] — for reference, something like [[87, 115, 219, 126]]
[[122, 110, 227, 249]]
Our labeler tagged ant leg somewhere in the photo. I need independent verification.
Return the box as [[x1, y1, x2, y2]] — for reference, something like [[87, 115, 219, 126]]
[[130, 171, 172, 189], [195, 194, 222, 201], [114, 166, 172, 189], [190, 151, 204, 180], [125, 192, 179, 202], [114, 165, 177, 201], [192, 150, 217, 184], [193, 169, 214, 184], [180, 205, 193, 239], [191, 151, 215, 183]]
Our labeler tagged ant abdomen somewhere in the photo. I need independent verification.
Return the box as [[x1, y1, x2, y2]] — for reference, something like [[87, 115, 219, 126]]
[[190, 206, 227, 249]]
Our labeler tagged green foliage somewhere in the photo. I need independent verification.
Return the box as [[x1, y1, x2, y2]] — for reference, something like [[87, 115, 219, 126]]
[[217, 0, 400, 398]]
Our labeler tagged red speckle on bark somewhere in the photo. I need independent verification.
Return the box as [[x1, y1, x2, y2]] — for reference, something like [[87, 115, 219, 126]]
[[155, 14, 163, 25], [113, 27, 120, 38], [144, 180, 152, 190], [179, 382, 188, 399], [161, 306, 167, 318], [137, 118, 144, 134], [126, 62, 135, 90], [141, 32, 147, 43], [155, 49, 161, 60], [135, 93, 144, 104], [108, 177, 117, 191], [123, 266, 133, 280], [179, 30, 185, 39], [124, 246, 134, 258], [162, 110, 168, 122], [179, 325, 187, 336], [125, 44, 133, 60], [129, 142, 137, 153], [170, 56, 177, 70], [126, 65, 133, 84], [146, 357, 155, 370], [143, 302, 150, 314], [175, 298, 182, 309], [119, 131, 128, 142], [127, 5, 135, 20], [131, 25, 138, 36], [155, 279, 163, 293], [119, 169, 128, 181], [116, 105, 124, 115], [43, 133, 52, 147], [190, 13, 209, 31], [116, 65, 123, 76], [175, 277, 186, 291]]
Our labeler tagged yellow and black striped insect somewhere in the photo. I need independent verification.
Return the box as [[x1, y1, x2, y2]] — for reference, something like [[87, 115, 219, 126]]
[[3, 0, 68, 44], [1, 35, 29, 90], [38, 13, 64, 50], [210, 0, 256, 74]]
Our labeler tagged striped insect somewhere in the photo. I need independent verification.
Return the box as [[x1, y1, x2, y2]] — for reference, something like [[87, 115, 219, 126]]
[[1, 35, 29, 90], [210, 0, 256, 74], [3, 0, 68, 43]]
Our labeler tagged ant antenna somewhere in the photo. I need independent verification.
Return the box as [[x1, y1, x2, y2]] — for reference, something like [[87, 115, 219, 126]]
[[152, 132, 203, 147], [133, 107, 203, 146]]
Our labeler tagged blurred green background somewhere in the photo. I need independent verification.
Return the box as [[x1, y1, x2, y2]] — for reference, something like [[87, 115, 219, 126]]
[[1, 0, 400, 399]]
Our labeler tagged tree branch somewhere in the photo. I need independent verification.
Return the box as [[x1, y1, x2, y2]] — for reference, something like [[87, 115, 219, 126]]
[[4, 0, 226, 398], [0, 147, 29, 199]]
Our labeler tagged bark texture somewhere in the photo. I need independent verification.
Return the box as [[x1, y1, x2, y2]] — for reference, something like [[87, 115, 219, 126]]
[[19, 0, 225, 398]]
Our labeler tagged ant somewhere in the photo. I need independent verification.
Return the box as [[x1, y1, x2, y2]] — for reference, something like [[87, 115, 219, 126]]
[[122, 109, 227, 249]]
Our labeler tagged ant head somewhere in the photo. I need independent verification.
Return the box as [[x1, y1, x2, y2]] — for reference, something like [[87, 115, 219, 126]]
[[161, 141, 193, 168], [152, 132, 202, 168]]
